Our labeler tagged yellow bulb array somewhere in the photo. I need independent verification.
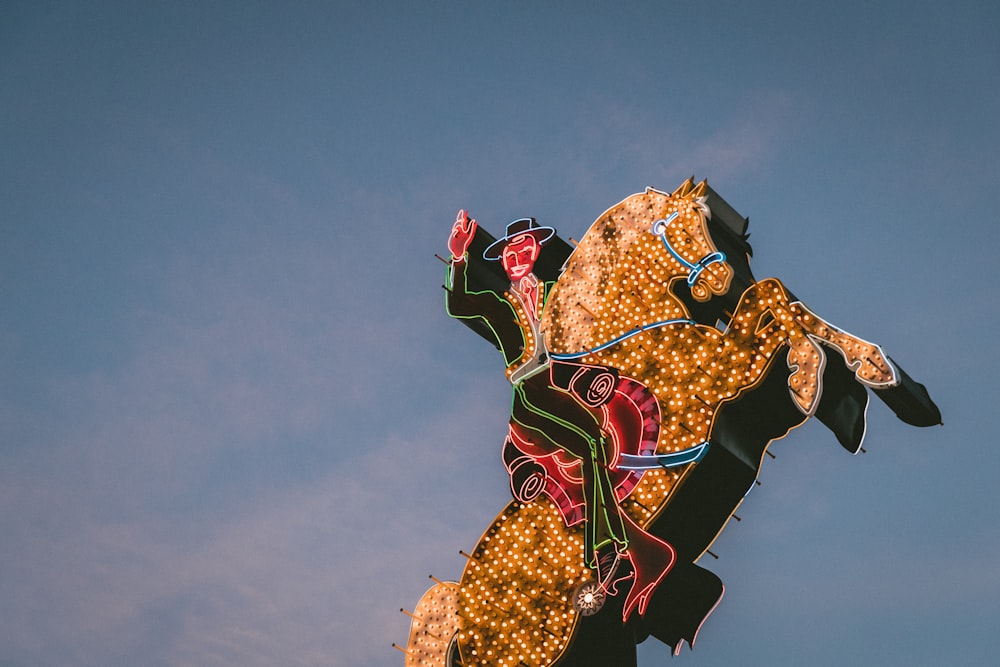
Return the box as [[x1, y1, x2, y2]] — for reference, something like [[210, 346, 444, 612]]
[[455, 498, 591, 667]]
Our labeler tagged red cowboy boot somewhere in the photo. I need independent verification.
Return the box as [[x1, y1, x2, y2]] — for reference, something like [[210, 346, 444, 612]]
[[620, 513, 677, 623]]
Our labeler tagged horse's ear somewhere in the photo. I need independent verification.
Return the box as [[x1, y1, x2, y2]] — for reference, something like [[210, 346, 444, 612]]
[[690, 179, 708, 198], [672, 177, 695, 197]]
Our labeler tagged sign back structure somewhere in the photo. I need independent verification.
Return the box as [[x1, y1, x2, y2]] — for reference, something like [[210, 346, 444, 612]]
[[400, 179, 940, 667]]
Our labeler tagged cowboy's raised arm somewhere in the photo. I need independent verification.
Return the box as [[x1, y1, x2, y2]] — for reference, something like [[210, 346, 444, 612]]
[[448, 209, 477, 262], [445, 209, 477, 295], [444, 209, 504, 323]]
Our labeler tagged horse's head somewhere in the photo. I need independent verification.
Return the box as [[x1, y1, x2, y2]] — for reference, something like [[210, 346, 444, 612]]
[[543, 179, 733, 356], [644, 179, 732, 301]]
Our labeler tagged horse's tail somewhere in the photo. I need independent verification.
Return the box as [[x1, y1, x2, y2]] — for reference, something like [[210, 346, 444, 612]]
[[404, 581, 461, 667]]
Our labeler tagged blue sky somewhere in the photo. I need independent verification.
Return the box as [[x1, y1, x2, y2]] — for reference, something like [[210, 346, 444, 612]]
[[2, 1, 998, 665]]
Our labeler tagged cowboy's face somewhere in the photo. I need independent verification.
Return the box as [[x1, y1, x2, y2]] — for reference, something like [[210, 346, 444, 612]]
[[501, 233, 540, 282]]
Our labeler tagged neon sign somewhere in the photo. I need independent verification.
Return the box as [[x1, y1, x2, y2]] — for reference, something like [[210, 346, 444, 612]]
[[400, 179, 941, 666]]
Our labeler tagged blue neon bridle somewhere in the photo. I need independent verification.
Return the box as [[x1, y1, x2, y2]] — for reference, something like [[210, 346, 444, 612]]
[[651, 212, 727, 287]]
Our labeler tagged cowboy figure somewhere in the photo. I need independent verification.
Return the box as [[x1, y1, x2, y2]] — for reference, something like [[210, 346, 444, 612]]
[[445, 210, 629, 581]]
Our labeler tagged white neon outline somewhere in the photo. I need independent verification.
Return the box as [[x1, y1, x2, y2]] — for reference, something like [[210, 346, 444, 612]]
[[677, 581, 725, 656]]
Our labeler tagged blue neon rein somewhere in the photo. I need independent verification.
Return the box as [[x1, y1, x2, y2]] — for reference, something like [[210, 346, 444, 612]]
[[651, 213, 727, 286], [549, 317, 696, 360], [616, 441, 710, 470]]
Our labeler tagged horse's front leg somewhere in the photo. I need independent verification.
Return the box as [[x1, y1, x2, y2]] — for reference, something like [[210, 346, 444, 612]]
[[721, 280, 806, 403], [735, 278, 900, 416], [787, 299, 899, 388]]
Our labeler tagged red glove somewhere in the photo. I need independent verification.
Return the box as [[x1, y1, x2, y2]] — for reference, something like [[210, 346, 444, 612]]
[[448, 209, 477, 259]]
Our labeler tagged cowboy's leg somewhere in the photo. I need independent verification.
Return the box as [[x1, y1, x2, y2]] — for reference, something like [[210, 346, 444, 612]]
[[511, 377, 627, 563], [587, 431, 628, 554]]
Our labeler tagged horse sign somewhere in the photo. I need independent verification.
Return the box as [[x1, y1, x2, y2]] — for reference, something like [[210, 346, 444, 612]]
[[401, 179, 940, 666]]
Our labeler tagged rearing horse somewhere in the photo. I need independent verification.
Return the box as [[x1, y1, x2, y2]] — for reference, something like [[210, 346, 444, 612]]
[[404, 179, 933, 667]]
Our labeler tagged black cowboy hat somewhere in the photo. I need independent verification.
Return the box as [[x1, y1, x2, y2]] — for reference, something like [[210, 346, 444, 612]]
[[483, 218, 556, 260]]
